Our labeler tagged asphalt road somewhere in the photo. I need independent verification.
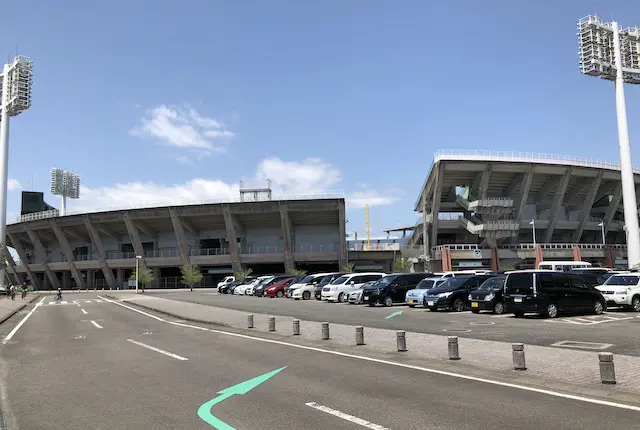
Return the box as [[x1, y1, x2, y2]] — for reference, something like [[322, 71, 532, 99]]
[[147, 290, 640, 356], [0, 293, 638, 429]]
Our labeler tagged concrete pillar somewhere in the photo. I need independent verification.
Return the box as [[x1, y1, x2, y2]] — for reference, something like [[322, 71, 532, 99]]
[[430, 165, 444, 248], [169, 207, 190, 265], [24, 227, 59, 289], [604, 246, 615, 268], [338, 201, 347, 271], [62, 271, 69, 290], [572, 246, 582, 262], [44, 273, 51, 290], [279, 204, 295, 273], [544, 168, 572, 243], [535, 245, 544, 269], [572, 170, 604, 243], [222, 206, 242, 274], [7, 233, 40, 290], [154, 268, 161, 288], [490, 247, 500, 272], [83, 215, 117, 288], [442, 247, 452, 272], [117, 268, 123, 287], [50, 219, 86, 289]]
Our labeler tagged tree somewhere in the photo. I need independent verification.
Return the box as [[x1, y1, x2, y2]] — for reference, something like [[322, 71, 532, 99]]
[[181, 264, 203, 292], [234, 267, 253, 279], [393, 257, 412, 273], [129, 266, 155, 293], [290, 268, 307, 276], [342, 263, 355, 274]]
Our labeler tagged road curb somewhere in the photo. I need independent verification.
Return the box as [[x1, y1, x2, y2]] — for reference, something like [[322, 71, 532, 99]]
[[0, 294, 41, 326], [104, 295, 230, 328]]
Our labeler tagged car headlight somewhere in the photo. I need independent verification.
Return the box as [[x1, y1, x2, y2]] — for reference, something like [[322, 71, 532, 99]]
[[484, 293, 495, 301], [438, 292, 453, 298], [615, 291, 627, 295]]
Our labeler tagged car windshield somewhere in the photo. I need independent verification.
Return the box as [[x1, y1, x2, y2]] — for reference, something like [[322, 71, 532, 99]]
[[415, 279, 436, 289], [428, 276, 472, 293], [308, 276, 325, 285], [317, 275, 336, 286], [376, 275, 400, 286], [298, 275, 315, 284], [604, 275, 640, 286], [477, 276, 505, 291], [331, 275, 352, 285]]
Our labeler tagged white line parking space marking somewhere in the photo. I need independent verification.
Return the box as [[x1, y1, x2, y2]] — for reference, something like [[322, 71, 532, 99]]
[[2, 297, 47, 344], [546, 314, 634, 325], [101, 295, 640, 413], [305, 402, 389, 430], [73, 301, 81, 307], [90, 320, 103, 329], [81, 309, 88, 315], [126, 339, 188, 361], [551, 340, 613, 350]]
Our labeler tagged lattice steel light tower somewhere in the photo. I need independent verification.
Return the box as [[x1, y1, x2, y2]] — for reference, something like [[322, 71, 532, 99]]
[[578, 15, 640, 268], [0, 56, 33, 286], [50, 168, 80, 216]]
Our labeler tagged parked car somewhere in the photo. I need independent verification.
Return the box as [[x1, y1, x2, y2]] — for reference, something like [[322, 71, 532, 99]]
[[504, 270, 606, 318], [405, 276, 446, 307], [570, 268, 616, 287], [264, 277, 295, 298], [254, 275, 292, 297], [362, 273, 433, 307], [348, 281, 377, 304], [234, 277, 268, 295], [423, 274, 495, 312], [217, 276, 235, 289], [227, 278, 255, 294], [596, 272, 640, 311], [220, 279, 245, 294], [292, 273, 340, 300], [245, 276, 275, 295], [468, 275, 506, 314], [322, 273, 386, 303], [314, 273, 343, 300]]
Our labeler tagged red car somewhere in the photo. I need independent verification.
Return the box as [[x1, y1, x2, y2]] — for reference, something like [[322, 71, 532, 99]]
[[264, 277, 295, 298]]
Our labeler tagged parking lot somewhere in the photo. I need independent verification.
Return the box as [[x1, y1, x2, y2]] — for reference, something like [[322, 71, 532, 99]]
[[148, 290, 640, 356]]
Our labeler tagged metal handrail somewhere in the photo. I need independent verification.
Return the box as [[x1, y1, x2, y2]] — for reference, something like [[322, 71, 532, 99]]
[[431, 243, 628, 252]]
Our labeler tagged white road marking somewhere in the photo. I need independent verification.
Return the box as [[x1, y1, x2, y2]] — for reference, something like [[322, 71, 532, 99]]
[[84, 300, 92, 303], [81, 308, 88, 315], [73, 301, 81, 307], [90, 320, 103, 329], [102, 296, 640, 413], [126, 339, 188, 361], [305, 402, 389, 430], [60, 301, 68, 304], [491, 314, 514, 318], [2, 297, 46, 344]]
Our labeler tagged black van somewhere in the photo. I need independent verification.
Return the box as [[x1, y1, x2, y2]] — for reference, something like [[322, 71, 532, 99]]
[[423, 274, 495, 312], [503, 270, 606, 318], [363, 273, 433, 307]]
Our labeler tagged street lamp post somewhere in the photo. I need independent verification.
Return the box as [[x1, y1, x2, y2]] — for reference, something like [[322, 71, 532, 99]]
[[598, 221, 606, 245], [0, 56, 33, 289], [135, 255, 142, 293], [530, 219, 536, 247], [578, 16, 640, 269]]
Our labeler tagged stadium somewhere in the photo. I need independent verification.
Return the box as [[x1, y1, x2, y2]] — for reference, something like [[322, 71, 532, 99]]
[[405, 150, 637, 271]]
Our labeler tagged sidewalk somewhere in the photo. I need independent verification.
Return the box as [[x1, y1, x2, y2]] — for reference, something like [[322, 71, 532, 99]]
[[0, 294, 40, 324], [107, 293, 640, 400]]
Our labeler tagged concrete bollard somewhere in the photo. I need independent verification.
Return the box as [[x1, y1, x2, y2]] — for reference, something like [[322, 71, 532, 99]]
[[355, 326, 365, 345], [448, 336, 460, 360], [247, 314, 254, 328], [598, 352, 616, 384], [321, 322, 330, 340], [293, 319, 300, 335], [396, 330, 407, 352], [512, 343, 527, 370], [269, 317, 276, 332]]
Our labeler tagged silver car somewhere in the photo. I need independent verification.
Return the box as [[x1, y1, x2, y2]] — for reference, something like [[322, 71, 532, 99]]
[[348, 281, 377, 304]]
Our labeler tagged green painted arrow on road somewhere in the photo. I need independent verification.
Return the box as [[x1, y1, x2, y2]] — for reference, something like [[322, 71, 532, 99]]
[[197, 366, 287, 429], [385, 310, 403, 319]]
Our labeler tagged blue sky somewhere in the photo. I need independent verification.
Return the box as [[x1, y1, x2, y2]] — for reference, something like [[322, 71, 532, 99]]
[[1, 0, 639, 237]]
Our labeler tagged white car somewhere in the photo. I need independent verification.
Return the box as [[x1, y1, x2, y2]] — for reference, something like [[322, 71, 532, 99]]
[[596, 272, 640, 311], [287, 274, 326, 299], [234, 278, 262, 295], [217, 276, 235, 288], [244, 276, 274, 295], [291, 272, 339, 300], [321, 273, 386, 302]]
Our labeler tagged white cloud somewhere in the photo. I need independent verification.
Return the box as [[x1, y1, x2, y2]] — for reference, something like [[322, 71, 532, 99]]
[[69, 157, 399, 213], [130, 104, 234, 155], [8, 178, 21, 191]]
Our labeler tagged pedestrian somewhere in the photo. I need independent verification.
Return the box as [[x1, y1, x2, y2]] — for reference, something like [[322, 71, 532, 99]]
[[9, 285, 15, 301], [55, 287, 62, 301], [21, 283, 27, 300]]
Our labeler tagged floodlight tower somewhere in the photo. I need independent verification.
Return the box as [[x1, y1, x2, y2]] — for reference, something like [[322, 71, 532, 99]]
[[50, 168, 80, 215], [578, 15, 640, 268], [0, 56, 33, 286]]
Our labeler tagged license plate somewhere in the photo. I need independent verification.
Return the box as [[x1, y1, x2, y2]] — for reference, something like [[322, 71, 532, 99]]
[[364, 296, 369, 300], [471, 302, 478, 308], [428, 301, 434, 306], [514, 297, 523, 303], [408, 299, 415, 303]]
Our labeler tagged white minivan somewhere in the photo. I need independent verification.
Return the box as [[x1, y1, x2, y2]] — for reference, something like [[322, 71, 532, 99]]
[[217, 276, 235, 288], [321, 272, 386, 303]]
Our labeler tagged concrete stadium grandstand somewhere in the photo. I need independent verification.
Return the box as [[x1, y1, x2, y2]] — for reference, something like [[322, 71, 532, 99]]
[[4, 186, 353, 290], [408, 150, 639, 271]]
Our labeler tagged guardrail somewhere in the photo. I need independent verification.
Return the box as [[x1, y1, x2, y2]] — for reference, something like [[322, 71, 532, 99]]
[[431, 243, 628, 252]]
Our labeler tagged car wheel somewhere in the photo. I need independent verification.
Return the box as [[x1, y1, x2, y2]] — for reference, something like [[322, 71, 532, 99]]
[[337, 293, 344, 303], [303, 291, 311, 300], [383, 296, 393, 307], [452, 298, 465, 312], [493, 302, 505, 315], [633, 296, 640, 312], [593, 300, 604, 315], [545, 303, 558, 318], [276, 290, 284, 298]]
